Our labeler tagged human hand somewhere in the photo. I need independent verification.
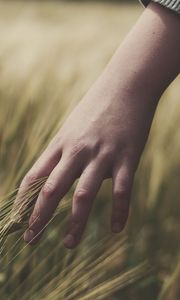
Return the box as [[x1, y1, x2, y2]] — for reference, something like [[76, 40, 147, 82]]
[[17, 1, 179, 249], [17, 71, 157, 249]]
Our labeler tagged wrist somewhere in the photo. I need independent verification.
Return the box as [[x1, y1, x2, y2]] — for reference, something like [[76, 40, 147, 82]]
[[102, 1, 180, 103]]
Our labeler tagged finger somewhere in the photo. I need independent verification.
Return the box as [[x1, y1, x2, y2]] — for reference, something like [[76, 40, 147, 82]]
[[63, 161, 104, 249], [16, 140, 62, 200], [24, 153, 82, 244], [13, 141, 62, 220], [111, 160, 134, 233]]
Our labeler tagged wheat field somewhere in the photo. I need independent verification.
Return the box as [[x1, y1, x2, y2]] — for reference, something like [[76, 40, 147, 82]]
[[0, 1, 179, 299]]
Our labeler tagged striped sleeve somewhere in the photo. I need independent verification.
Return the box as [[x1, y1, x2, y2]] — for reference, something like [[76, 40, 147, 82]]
[[140, 0, 180, 14]]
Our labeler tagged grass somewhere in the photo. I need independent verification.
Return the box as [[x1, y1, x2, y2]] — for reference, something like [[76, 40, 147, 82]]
[[0, 1, 179, 299]]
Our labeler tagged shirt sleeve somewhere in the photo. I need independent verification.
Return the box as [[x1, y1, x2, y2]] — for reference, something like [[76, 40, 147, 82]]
[[140, 0, 180, 14]]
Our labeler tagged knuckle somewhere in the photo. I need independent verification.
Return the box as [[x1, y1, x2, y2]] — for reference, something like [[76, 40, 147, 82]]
[[74, 189, 90, 202], [41, 181, 56, 198], [69, 141, 88, 158], [22, 172, 37, 186], [113, 188, 130, 201], [122, 153, 138, 174], [99, 146, 114, 161], [113, 172, 134, 201]]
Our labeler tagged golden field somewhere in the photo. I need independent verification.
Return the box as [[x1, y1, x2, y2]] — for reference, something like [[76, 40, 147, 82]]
[[0, 1, 179, 299]]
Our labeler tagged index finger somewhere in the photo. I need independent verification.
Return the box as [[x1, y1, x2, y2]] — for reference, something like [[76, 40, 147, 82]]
[[11, 142, 62, 224]]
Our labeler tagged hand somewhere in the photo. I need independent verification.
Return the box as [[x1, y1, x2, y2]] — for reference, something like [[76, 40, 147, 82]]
[[17, 1, 179, 249], [18, 71, 157, 248]]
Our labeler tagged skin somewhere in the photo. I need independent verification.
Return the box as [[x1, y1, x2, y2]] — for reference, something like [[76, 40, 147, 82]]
[[16, 2, 180, 249]]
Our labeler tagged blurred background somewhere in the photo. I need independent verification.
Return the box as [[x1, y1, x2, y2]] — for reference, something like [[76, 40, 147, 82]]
[[0, 0, 179, 299]]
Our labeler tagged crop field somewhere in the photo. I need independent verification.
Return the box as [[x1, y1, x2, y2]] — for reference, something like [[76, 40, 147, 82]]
[[0, 1, 179, 299]]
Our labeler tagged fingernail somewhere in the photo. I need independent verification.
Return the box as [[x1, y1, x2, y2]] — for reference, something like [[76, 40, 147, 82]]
[[112, 223, 123, 233], [24, 229, 35, 243], [63, 234, 75, 248]]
